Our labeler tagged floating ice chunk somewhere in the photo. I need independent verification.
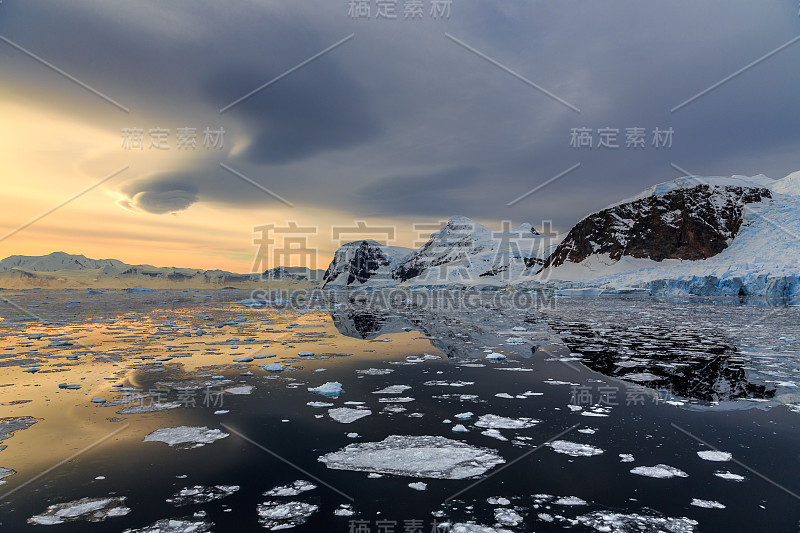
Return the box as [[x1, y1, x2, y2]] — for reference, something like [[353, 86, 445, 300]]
[[373, 385, 412, 394], [452, 424, 469, 433], [494, 507, 523, 526], [619, 454, 635, 463], [224, 385, 254, 395], [334, 504, 355, 516], [408, 482, 427, 491], [0, 467, 16, 485], [697, 450, 732, 462], [298, 351, 315, 357], [406, 354, 441, 363], [233, 357, 254, 363], [475, 415, 539, 429], [690, 498, 725, 509], [575, 511, 697, 532], [424, 381, 474, 387], [481, 429, 507, 441], [307, 401, 334, 408], [257, 501, 318, 530], [547, 440, 604, 457], [356, 368, 394, 376], [495, 393, 514, 399], [214, 410, 229, 415], [28, 496, 131, 525], [577, 428, 596, 434], [378, 397, 415, 403], [487, 496, 511, 506], [554, 496, 587, 506], [263, 480, 317, 497], [622, 372, 663, 382], [143, 426, 229, 449], [319, 435, 505, 479], [714, 470, 745, 481], [455, 412, 474, 420], [262, 363, 285, 373], [504, 337, 526, 345], [91, 398, 106, 403], [328, 408, 372, 424], [347, 432, 359, 438], [485, 352, 506, 361], [167, 485, 239, 506], [122, 518, 212, 532], [308, 382, 343, 398], [630, 464, 688, 479]]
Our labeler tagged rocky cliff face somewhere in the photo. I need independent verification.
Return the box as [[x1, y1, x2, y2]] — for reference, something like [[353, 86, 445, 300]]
[[542, 183, 772, 269], [320, 240, 411, 288]]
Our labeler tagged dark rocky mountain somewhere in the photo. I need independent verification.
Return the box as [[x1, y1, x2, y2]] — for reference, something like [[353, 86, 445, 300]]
[[320, 240, 412, 288], [542, 183, 772, 270]]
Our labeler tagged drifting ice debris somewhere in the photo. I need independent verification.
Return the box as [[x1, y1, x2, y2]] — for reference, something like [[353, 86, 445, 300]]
[[328, 408, 372, 424], [452, 424, 469, 433], [143, 426, 229, 449], [487, 496, 511, 506], [554, 496, 587, 506], [356, 368, 394, 375], [481, 429, 507, 441], [27, 496, 131, 525], [494, 507, 523, 526], [166, 485, 240, 506], [334, 504, 355, 516], [224, 385, 254, 395], [298, 351, 315, 357], [697, 450, 732, 462], [475, 414, 540, 429], [263, 480, 317, 497], [319, 435, 505, 479], [307, 401, 334, 408], [452, 524, 514, 533], [123, 518, 213, 532], [619, 454, 635, 463], [714, 470, 745, 481], [373, 385, 412, 394], [575, 511, 698, 532], [308, 381, 343, 398], [262, 363, 285, 372], [547, 440, 604, 457], [485, 352, 506, 361], [690, 498, 726, 509], [0, 467, 16, 485], [455, 412, 474, 420], [257, 501, 318, 530], [630, 464, 688, 479], [408, 482, 427, 491], [58, 383, 81, 390], [424, 380, 474, 387]]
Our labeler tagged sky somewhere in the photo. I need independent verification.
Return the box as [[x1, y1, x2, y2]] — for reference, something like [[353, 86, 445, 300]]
[[1, 0, 799, 272]]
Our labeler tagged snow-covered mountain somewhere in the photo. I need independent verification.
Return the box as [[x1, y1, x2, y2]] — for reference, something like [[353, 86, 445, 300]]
[[541, 176, 773, 269], [391, 216, 553, 286], [321, 172, 800, 299], [0, 252, 127, 272], [0, 252, 314, 289], [319, 240, 412, 289]]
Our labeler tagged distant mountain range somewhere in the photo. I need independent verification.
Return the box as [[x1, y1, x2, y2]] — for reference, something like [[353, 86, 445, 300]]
[[321, 171, 800, 299], [0, 252, 324, 289], [5, 171, 799, 298]]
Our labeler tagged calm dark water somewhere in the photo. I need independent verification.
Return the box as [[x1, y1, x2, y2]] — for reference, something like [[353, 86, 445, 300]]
[[0, 289, 799, 532]]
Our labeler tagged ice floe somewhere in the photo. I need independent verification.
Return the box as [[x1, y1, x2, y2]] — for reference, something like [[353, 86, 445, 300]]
[[263, 480, 317, 497], [257, 501, 318, 530], [547, 440, 604, 457], [328, 408, 372, 424], [714, 470, 745, 481], [308, 381, 343, 398], [143, 426, 229, 449], [408, 481, 427, 491], [28, 496, 131, 525], [697, 450, 732, 462], [167, 485, 239, 506], [123, 518, 213, 532], [319, 435, 505, 479], [690, 498, 726, 509], [373, 385, 412, 394], [474, 414, 539, 429], [630, 464, 688, 479]]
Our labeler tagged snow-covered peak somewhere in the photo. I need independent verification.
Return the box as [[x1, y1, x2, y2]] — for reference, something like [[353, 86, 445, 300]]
[[609, 174, 775, 210], [770, 170, 800, 196]]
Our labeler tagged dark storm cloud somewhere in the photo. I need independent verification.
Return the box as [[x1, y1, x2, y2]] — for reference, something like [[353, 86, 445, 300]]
[[2, 0, 800, 230], [204, 61, 381, 165], [118, 174, 199, 214]]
